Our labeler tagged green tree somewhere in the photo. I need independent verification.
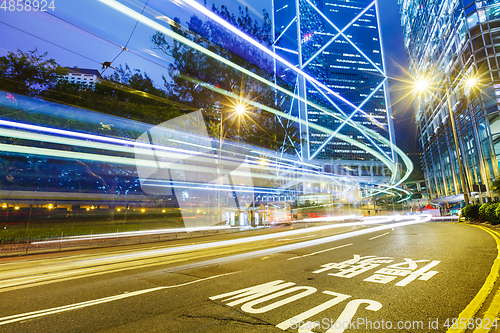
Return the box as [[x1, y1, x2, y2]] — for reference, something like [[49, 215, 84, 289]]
[[151, 5, 298, 151], [43, 64, 187, 127], [0, 48, 66, 96]]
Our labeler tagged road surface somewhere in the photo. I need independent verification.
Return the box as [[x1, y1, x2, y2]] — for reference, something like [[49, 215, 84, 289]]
[[0, 218, 499, 332]]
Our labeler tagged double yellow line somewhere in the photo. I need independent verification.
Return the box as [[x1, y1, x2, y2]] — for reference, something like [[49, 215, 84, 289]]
[[448, 225, 500, 333]]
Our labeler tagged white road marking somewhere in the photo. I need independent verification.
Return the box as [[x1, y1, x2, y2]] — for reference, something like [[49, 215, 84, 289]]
[[298, 322, 319, 333], [288, 244, 353, 261], [326, 299, 382, 332], [368, 232, 389, 241], [241, 286, 317, 314], [0, 272, 238, 326], [277, 291, 351, 330]]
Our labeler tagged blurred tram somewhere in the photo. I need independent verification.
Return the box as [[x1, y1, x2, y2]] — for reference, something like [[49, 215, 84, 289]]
[[295, 193, 335, 220], [267, 202, 293, 225]]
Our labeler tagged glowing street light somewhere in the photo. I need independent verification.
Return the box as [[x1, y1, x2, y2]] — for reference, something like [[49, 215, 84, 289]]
[[414, 78, 430, 93], [259, 158, 269, 166], [466, 77, 478, 89], [235, 104, 246, 115]]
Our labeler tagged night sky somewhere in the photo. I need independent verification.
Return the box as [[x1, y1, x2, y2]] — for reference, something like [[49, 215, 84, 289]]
[[0, 0, 420, 178]]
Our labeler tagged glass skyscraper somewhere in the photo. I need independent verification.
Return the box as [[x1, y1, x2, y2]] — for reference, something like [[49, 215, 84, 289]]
[[272, 0, 397, 178], [399, 0, 500, 203]]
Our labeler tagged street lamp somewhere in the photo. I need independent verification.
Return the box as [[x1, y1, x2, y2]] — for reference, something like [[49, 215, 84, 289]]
[[415, 78, 430, 93], [235, 104, 246, 115], [466, 77, 478, 89], [414, 76, 471, 206], [218, 104, 248, 223]]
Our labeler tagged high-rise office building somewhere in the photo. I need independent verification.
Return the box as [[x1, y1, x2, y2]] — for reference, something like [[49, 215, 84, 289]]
[[399, 0, 500, 203], [272, 0, 397, 179]]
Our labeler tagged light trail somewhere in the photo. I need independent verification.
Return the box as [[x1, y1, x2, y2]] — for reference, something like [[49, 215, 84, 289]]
[[75, 215, 431, 264], [31, 226, 236, 244], [0, 117, 352, 194], [133, 215, 433, 273], [0, 217, 433, 326]]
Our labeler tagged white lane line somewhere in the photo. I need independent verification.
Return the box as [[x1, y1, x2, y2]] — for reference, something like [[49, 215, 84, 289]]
[[0, 272, 238, 326], [287, 243, 353, 261], [369, 232, 390, 240]]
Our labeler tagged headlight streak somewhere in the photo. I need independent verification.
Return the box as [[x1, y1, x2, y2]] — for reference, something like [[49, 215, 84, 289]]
[[32, 226, 236, 244], [146, 215, 432, 273], [0, 117, 330, 178], [301, 215, 361, 222], [139, 180, 287, 194], [0, 141, 342, 189], [74, 214, 431, 264], [0, 120, 353, 195], [97, 0, 413, 188], [0, 124, 298, 180]]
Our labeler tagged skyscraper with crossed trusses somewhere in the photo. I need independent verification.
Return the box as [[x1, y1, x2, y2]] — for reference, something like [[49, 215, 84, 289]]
[[272, 0, 397, 180]]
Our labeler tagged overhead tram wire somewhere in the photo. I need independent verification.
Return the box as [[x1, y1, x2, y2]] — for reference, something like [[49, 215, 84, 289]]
[[100, 0, 151, 76], [39, 5, 174, 78], [0, 21, 102, 66], [1, 9, 179, 92]]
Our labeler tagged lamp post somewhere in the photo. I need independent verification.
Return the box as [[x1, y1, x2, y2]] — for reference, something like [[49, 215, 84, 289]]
[[218, 104, 247, 224], [445, 87, 470, 206], [414, 77, 471, 206], [218, 109, 224, 223]]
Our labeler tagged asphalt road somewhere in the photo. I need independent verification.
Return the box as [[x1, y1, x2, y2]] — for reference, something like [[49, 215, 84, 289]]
[[0, 220, 499, 332]]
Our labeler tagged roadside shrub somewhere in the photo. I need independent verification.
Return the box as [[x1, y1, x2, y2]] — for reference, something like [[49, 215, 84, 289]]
[[485, 203, 500, 224], [461, 203, 481, 221], [494, 205, 500, 225], [478, 203, 490, 222]]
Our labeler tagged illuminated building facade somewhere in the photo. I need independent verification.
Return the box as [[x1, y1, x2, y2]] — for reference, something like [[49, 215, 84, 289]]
[[63, 67, 101, 86], [399, 0, 500, 203], [272, 0, 397, 179]]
